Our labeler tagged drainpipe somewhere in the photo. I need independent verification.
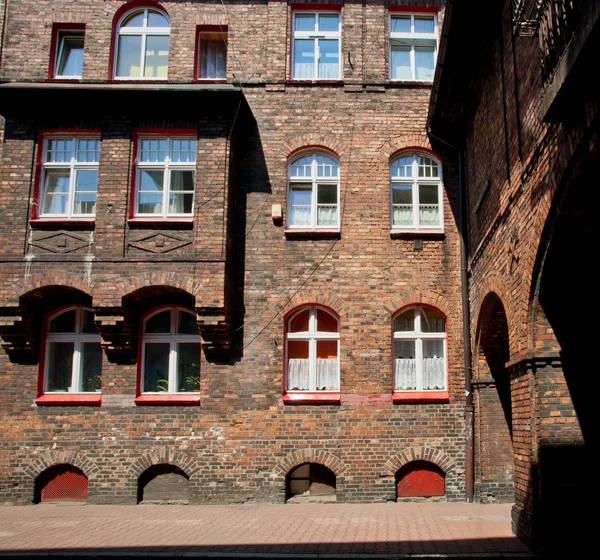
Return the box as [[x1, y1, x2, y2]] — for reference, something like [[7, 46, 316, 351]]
[[427, 125, 474, 503]]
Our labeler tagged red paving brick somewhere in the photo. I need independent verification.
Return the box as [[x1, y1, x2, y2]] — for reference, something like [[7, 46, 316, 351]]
[[0, 502, 531, 556]]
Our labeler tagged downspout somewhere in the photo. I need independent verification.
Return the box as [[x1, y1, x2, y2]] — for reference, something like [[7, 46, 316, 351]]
[[425, 125, 474, 502]]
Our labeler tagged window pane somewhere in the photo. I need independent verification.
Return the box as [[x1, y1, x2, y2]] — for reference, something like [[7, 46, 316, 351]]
[[394, 340, 416, 390], [289, 309, 309, 333], [391, 46, 412, 80], [316, 341, 338, 391], [294, 39, 314, 79], [116, 35, 142, 77], [122, 11, 144, 27], [392, 185, 412, 205], [170, 139, 197, 163], [144, 343, 170, 392], [287, 341, 309, 391], [317, 184, 337, 204], [170, 170, 194, 191], [415, 46, 435, 81], [57, 36, 84, 77], [419, 184, 438, 205], [316, 309, 338, 333], [177, 310, 198, 334], [73, 170, 98, 215], [46, 139, 73, 163], [140, 139, 167, 163], [145, 310, 171, 333], [318, 14, 339, 32], [138, 193, 163, 214], [168, 192, 193, 214], [392, 185, 413, 227], [393, 309, 415, 332], [144, 35, 169, 78], [317, 184, 338, 226], [47, 342, 74, 392], [76, 139, 100, 163], [422, 340, 445, 390], [200, 39, 227, 79], [49, 310, 77, 333], [390, 16, 411, 33], [176, 343, 200, 392], [318, 39, 338, 79], [148, 10, 169, 27], [82, 310, 98, 334], [391, 156, 413, 178], [294, 13, 315, 32], [421, 308, 445, 332], [414, 16, 435, 34], [80, 342, 102, 392], [418, 155, 439, 177], [316, 154, 338, 178], [43, 173, 70, 215], [291, 155, 312, 178], [139, 170, 164, 192], [290, 186, 312, 226]]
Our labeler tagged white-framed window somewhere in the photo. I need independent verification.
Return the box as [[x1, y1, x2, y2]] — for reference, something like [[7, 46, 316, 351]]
[[288, 152, 340, 229], [198, 32, 227, 79], [389, 12, 437, 82], [141, 307, 201, 393], [390, 152, 443, 231], [292, 11, 341, 80], [55, 30, 84, 78], [393, 306, 447, 392], [39, 137, 100, 218], [286, 306, 340, 393], [134, 137, 197, 217], [43, 307, 102, 394], [114, 7, 170, 79]]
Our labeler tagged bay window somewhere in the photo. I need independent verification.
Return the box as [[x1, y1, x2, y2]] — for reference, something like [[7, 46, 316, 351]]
[[393, 306, 446, 392], [286, 306, 340, 393], [288, 152, 339, 229], [292, 12, 341, 80], [390, 152, 442, 232], [389, 12, 437, 82], [141, 307, 200, 394], [39, 137, 100, 218], [134, 137, 197, 217]]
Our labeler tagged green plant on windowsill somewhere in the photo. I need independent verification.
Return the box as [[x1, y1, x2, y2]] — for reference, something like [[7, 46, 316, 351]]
[[395, 386, 416, 391]]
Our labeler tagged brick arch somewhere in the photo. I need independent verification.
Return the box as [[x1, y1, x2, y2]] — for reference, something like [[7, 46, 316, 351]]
[[380, 134, 433, 160], [383, 447, 455, 477], [281, 291, 348, 322], [279, 133, 346, 160], [4, 274, 96, 306], [127, 449, 201, 481], [384, 291, 459, 323], [273, 449, 347, 483], [25, 450, 99, 481], [115, 272, 206, 302]]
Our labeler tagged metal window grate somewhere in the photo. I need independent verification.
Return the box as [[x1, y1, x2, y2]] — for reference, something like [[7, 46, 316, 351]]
[[39, 465, 88, 502]]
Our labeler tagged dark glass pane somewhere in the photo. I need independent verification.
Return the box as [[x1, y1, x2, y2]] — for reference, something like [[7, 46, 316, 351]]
[[81, 310, 98, 334], [176, 343, 200, 392], [81, 342, 102, 392], [49, 310, 76, 333], [177, 310, 198, 334], [143, 343, 170, 392], [145, 310, 171, 334], [289, 309, 309, 332], [393, 309, 414, 332], [46, 342, 74, 392]]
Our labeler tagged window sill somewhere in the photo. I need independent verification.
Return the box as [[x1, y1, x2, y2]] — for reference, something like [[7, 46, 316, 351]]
[[392, 391, 449, 404], [135, 394, 201, 406], [128, 217, 194, 229], [194, 78, 228, 84], [388, 80, 433, 88], [390, 229, 444, 239], [282, 392, 341, 405], [286, 79, 343, 86], [30, 218, 95, 229], [36, 394, 102, 406], [45, 77, 83, 83], [285, 228, 340, 239]]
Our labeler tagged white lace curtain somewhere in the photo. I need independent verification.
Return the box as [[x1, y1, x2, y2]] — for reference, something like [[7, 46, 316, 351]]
[[293, 63, 339, 79], [393, 206, 413, 226], [201, 40, 226, 79], [419, 205, 440, 226], [288, 358, 338, 391], [395, 357, 445, 390], [317, 205, 337, 226]]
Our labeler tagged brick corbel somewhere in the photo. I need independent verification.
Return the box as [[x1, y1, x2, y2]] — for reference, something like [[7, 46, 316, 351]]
[[94, 307, 135, 362], [0, 306, 39, 363], [196, 309, 231, 360]]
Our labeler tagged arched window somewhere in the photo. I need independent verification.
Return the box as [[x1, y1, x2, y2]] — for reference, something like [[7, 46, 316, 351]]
[[286, 306, 339, 392], [390, 152, 443, 231], [393, 306, 446, 392], [114, 6, 170, 79], [286, 463, 336, 502], [288, 152, 340, 229], [43, 307, 102, 394], [141, 307, 200, 393]]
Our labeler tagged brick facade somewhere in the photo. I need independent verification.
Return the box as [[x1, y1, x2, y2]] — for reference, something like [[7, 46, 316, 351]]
[[0, 0, 468, 506]]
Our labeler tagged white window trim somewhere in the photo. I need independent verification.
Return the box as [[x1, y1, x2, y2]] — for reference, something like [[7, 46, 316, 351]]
[[291, 11, 342, 81], [390, 152, 443, 233], [44, 307, 101, 394], [39, 136, 100, 219], [55, 31, 84, 79], [286, 306, 340, 393], [141, 307, 201, 394], [134, 136, 197, 218], [389, 12, 438, 82], [287, 152, 340, 229], [393, 306, 447, 392], [114, 7, 170, 80]]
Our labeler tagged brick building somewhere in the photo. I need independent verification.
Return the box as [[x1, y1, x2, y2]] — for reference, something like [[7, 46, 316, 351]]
[[0, 0, 471, 507], [429, 0, 598, 553]]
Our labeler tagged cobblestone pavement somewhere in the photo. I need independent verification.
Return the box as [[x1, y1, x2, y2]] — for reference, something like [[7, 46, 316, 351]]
[[0, 502, 532, 557]]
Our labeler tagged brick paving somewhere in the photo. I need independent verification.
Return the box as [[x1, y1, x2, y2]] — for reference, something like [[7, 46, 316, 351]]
[[0, 502, 532, 557]]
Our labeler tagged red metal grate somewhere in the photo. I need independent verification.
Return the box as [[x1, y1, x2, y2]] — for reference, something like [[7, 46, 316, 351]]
[[396, 460, 445, 498], [39, 465, 88, 502]]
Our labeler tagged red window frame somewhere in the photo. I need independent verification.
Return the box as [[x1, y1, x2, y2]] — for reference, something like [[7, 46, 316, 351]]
[[48, 23, 86, 81]]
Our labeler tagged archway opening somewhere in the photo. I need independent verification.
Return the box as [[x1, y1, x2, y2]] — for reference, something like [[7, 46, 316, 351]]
[[34, 464, 88, 503], [137, 464, 190, 504], [475, 293, 514, 503], [286, 462, 336, 503], [396, 460, 445, 499]]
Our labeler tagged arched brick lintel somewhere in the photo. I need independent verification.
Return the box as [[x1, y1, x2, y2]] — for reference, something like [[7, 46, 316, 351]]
[[24, 450, 99, 481], [127, 449, 201, 480], [384, 291, 459, 323], [380, 135, 433, 160], [383, 447, 456, 477], [279, 133, 346, 160], [272, 449, 348, 482]]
